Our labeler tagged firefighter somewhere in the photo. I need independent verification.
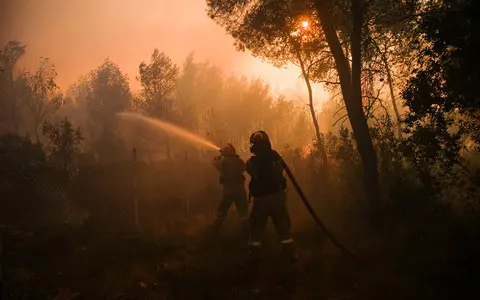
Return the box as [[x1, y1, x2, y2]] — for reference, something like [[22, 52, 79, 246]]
[[246, 131, 296, 263], [210, 143, 249, 235]]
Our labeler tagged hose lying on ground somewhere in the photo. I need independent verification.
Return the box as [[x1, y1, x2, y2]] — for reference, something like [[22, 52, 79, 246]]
[[281, 159, 359, 261]]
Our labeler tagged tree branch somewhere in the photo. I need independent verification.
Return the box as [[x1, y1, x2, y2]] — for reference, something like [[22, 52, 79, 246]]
[[333, 105, 347, 118], [318, 80, 341, 85], [332, 113, 349, 127]]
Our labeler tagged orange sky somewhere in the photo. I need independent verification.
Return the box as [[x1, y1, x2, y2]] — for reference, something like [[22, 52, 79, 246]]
[[1, 0, 329, 104]]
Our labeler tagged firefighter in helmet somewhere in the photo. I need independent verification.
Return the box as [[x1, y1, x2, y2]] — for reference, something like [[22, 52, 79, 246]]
[[246, 131, 296, 263], [210, 143, 249, 234]]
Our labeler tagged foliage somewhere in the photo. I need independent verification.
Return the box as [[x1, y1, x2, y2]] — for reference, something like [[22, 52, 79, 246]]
[[0, 41, 28, 133], [26, 58, 63, 142], [42, 117, 83, 170], [205, 0, 417, 105], [85, 59, 132, 161], [137, 49, 179, 120], [0, 133, 46, 185], [402, 0, 480, 169], [0, 40, 26, 71]]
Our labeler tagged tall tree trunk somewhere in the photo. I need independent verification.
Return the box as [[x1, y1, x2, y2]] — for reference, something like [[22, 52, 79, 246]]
[[383, 54, 402, 137], [314, 0, 381, 216], [295, 48, 328, 166], [296, 50, 321, 142], [351, 0, 380, 213]]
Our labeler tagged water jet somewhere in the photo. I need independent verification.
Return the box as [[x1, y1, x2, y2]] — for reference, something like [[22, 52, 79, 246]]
[[117, 112, 220, 151]]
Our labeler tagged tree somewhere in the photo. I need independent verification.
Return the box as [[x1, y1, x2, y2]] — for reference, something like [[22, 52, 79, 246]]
[[42, 117, 83, 171], [0, 133, 46, 201], [176, 53, 223, 134], [63, 77, 91, 129], [86, 59, 131, 161], [270, 95, 313, 149], [27, 58, 63, 143], [402, 0, 480, 169], [366, 34, 406, 137], [137, 49, 179, 119], [0, 41, 27, 134], [360, 1, 419, 137], [135, 49, 180, 159], [195, 63, 224, 144], [176, 53, 201, 131]]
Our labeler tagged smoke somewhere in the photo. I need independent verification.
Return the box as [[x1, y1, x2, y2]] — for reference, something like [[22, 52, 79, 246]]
[[0, 0, 329, 105]]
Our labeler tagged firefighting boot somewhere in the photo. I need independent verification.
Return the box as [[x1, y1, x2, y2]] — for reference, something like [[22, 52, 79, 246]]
[[241, 219, 250, 240], [280, 240, 298, 264], [245, 242, 261, 294], [278, 240, 298, 293]]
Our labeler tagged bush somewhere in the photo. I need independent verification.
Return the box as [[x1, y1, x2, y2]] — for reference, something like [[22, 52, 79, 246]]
[[0, 133, 46, 185]]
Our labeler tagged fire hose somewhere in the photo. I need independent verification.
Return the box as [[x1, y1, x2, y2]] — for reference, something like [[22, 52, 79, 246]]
[[281, 159, 359, 260]]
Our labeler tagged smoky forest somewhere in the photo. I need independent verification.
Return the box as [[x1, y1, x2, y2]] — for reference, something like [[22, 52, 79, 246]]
[[1, 0, 479, 299]]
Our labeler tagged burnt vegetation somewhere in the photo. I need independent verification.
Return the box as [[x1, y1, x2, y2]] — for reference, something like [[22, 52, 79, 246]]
[[1, 0, 480, 299]]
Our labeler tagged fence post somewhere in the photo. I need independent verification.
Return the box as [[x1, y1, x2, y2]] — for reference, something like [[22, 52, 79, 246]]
[[133, 148, 140, 232], [0, 226, 3, 300], [184, 150, 190, 218]]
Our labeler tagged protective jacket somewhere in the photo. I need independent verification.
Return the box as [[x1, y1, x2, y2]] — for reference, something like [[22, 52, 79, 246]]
[[246, 149, 287, 198], [211, 153, 248, 234], [213, 154, 246, 186]]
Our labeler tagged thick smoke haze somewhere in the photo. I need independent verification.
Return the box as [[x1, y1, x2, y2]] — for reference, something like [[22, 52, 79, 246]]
[[2, 1, 480, 299], [0, 0, 329, 104]]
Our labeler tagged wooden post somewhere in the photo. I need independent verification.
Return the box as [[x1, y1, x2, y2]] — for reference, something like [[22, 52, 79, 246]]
[[0, 230, 3, 300], [0, 225, 4, 300], [133, 148, 140, 232], [184, 150, 190, 218]]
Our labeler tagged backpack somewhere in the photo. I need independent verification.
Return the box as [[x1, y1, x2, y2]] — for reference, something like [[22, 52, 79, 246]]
[[248, 150, 287, 197]]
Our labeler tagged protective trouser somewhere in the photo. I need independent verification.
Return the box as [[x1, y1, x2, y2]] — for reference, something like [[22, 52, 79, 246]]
[[248, 190, 296, 262], [211, 186, 249, 234]]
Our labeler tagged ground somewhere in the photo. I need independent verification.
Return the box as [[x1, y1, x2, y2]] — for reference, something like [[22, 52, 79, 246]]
[[3, 213, 368, 300], [3, 206, 478, 300]]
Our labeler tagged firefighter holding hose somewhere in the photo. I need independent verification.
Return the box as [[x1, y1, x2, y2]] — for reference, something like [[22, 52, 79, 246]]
[[210, 143, 249, 235], [246, 131, 296, 264]]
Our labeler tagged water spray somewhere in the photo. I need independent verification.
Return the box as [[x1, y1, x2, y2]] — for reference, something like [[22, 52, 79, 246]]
[[117, 112, 221, 151], [281, 159, 359, 260]]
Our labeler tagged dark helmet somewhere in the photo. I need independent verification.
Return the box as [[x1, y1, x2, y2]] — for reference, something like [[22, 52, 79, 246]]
[[249, 130, 270, 145], [249, 130, 271, 154], [219, 143, 236, 155]]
